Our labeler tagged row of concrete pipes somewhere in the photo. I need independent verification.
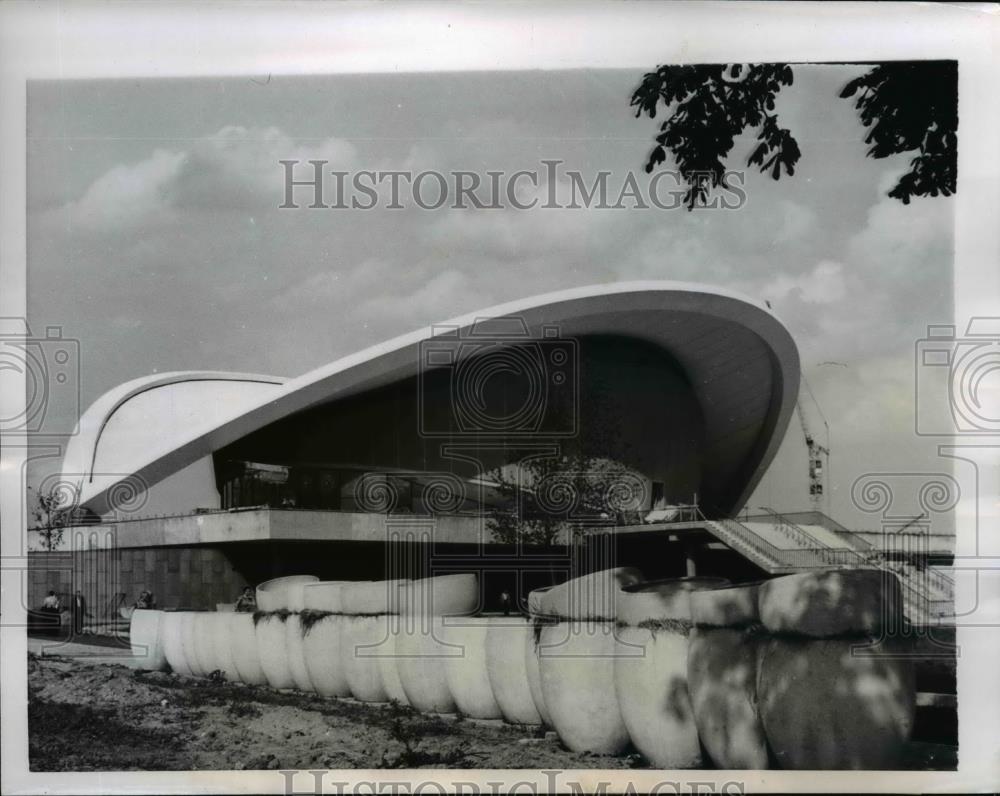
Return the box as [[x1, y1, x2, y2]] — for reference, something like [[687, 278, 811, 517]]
[[129, 568, 916, 770]]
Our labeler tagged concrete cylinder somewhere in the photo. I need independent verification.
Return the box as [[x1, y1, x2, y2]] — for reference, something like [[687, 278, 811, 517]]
[[338, 580, 408, 703], [255, 613, 296, 689], [613, 577, 726, 768], [228, 612, 268, 686], [377, 620, 410, 705], [755, 570, 914, 769], [161, 611, 193, 676], [538, 620, 630, 754], [442, 617, 503, 719], [341, 615, 390, 702], [400, 574, 479, 618], [286, 584, 311, 613], [182, 612, 209, 678], [617, 577, 727, 627], [538, 567, 643, 621], [687, 581, 769, 769], [193, 612, 221, 676], [256, 575, 319, 612], [341, 579, 408, 616], [395, 574, 478, 713], [690, 578, 761, 628], [616, 627, 696, 765], [524, 587, 555, 726], [302, 581, 349, 613], [209, 612, 239, 682], [758, 569, 901, 638], [300, 581, 351, 697], [758, 637, 916, 769], [396, 615, 458, 714], [523, 620, 554, 727], [527, 585, 554, 618], [486, 617, 543, 726], [302, 614, 350, 697], [531, 569, 639, 751], [285, 614, 315, 692], [128, 609, 168, 671]]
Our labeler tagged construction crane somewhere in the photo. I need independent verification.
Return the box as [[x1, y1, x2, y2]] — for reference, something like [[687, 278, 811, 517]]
[[760, 302, 832, 513], [795, 377, 830, 513]]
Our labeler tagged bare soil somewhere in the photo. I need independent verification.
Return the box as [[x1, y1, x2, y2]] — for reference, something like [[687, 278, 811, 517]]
[[27, 654, 639, 771], [27, 653, 955, 772]]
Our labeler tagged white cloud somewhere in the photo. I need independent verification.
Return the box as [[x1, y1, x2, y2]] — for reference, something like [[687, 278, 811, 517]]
[[773, 199, 818, 245], [63, 149, 187, 231], [56, 126, 358, 232], [352, 269, 483, 332], [271, 258, 396, 313], [848, 192, 954, 282], [762, 260, 847, 305]]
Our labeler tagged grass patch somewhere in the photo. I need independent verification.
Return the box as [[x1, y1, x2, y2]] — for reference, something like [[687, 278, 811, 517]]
[[29, 695, 185, 771], [252, 609, 291, 627], [632, 618, 693, 637], [298, 609, 334, 636]]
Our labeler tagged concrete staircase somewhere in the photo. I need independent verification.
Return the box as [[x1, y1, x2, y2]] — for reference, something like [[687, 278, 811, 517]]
[[703, 510, 953, 626]]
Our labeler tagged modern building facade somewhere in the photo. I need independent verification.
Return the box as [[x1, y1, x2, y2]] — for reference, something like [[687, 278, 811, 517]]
[[31, 282, 807, 622], [61, 282, 799, 519]]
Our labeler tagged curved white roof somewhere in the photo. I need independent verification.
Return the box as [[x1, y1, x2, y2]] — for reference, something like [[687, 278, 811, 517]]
[[60, 282, 800, 516]]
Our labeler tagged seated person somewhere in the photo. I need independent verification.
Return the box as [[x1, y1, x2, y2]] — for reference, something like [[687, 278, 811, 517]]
[[234, 586, 257, 613], [135, 590, 155, 609], [41, 590, 61, 613]]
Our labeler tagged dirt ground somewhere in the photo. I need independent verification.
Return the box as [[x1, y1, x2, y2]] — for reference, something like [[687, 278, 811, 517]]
[[27, 653, 639, 771], [27, 652, 955, 772]]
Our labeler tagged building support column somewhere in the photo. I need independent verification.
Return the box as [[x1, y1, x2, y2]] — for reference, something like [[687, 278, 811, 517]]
[[685, 545, 697, 577]]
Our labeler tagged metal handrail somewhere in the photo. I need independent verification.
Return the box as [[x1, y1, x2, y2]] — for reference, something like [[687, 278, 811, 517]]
[[756, 507, 954, 602], [777, 510, 880, 552], [893, 560, 955, 600], [706, 510, 950, 624], [754, 506, 830, 549], [757, 507, 882, 562], [765, 510, 956, 596], [708, 516, 829, 569]]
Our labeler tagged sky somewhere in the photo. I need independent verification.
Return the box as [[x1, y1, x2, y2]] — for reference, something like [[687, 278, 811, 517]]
[[25, 65, 956, 533]]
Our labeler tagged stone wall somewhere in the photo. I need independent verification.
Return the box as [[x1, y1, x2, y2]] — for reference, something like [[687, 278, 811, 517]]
[[27, 545, 247, 621], [25, 529, 738, 626]]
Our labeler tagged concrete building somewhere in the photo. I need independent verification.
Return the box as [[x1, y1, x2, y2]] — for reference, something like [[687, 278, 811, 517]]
[[29, 281, 948, 626]]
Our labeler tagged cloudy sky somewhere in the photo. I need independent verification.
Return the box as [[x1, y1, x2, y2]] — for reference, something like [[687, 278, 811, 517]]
[[26, 66, 955, 532]]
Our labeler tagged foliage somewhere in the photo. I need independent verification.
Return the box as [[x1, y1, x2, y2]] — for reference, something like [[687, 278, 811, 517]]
[[631, 60, 957, 208], [484, 453, 639, 547], [298, 608, 333, 636], [28, 485, 68, 551], [839, 61, 957, 203], [381, 703, 471, 768], [251, 608, 292, 627]]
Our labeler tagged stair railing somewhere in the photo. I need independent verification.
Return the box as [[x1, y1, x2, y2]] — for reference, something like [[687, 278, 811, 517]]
[[708, 515, 830, 570], [755, 506, 830, 549]]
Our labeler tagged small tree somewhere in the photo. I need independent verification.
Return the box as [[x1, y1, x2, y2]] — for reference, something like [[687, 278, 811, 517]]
[[485, 453, 643, 547], [28, 485, 68, 551]]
